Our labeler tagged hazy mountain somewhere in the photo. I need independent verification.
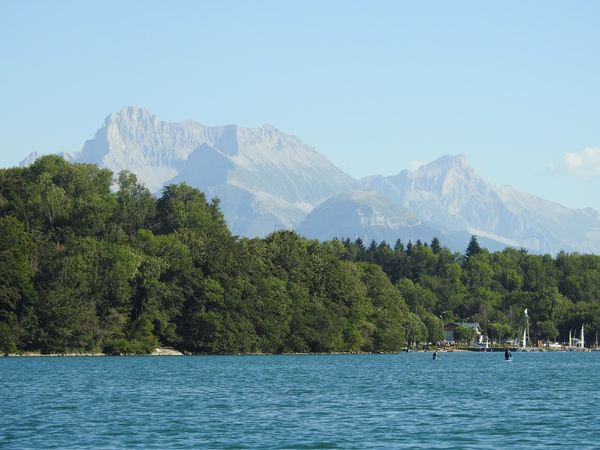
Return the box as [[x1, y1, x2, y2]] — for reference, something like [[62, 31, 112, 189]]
[[297, 190, 508, 251], [363, 154, 600, 254], [23, 106, 359, 236], [297, 191, 445, 245], [19, 108, 600, 254], [20, 151, 79, 166]]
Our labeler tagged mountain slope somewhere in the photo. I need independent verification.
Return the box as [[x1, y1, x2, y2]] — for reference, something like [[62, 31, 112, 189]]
[[495, 186, 600, 253], [363, 155, 600, 254], [298, 191, 442, 244], [18, 109, 600, 253], [24, 106, 359, 236]]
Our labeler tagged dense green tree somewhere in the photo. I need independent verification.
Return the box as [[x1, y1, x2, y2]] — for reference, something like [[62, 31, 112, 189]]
[[417, 310, 444, 344], [360, 264, 410, 352], [454, 326, 476, 345], [3, 156, 600, 354], [536, 320, 560, 342], [0, 216, 36, 353], [396, 278, 437, 311], [487, 321, 514, 343], [114, 171, 155, 237]]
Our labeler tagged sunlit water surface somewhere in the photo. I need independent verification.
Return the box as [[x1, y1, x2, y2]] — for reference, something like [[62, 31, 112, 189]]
[[1, 352, 599, 448]]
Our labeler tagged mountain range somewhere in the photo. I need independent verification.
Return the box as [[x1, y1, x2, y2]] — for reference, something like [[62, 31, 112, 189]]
[[20, 106, 600, 254]]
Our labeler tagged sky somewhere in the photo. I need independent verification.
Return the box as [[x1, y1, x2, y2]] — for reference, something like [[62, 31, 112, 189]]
[[1, 1, 600, 209]]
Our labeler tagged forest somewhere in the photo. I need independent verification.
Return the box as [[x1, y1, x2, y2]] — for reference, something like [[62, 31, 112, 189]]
[[1, 156, 599, 354]]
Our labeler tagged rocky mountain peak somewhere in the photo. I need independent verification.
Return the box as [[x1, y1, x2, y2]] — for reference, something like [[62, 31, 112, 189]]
[[410, 154, 474, 182], [416, 153, 468, 172], [17, 108, 600, 254], [20, 107, 360, 235], [77, 107, 212, 182], [105, 106, 159, 126], [396, 154, 483, 202], [19, 151, 44, 167]]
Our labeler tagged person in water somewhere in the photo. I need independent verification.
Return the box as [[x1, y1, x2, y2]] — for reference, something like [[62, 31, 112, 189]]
[[504, 349, 512, 360], [433, 351, 438, 360]]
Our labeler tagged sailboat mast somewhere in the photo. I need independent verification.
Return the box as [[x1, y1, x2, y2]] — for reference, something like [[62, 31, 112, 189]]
[[523, 308, 528, 348]]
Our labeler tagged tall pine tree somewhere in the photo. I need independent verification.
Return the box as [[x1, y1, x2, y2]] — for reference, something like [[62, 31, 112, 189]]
[[465, 235, 481, 260]]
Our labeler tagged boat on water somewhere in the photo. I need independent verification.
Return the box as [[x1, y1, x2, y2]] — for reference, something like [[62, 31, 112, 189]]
[[567, 325, 588, 351], [517, 308, 531, 351]]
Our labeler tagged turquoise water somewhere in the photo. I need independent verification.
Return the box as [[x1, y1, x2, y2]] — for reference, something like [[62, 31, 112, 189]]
[[1, 352, 599, 449]]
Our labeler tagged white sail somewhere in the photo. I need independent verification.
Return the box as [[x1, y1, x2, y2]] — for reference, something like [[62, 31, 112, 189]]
[[569, 330, 572, 348], [581, 325, 585, 349], [522, 328, 527, 348]]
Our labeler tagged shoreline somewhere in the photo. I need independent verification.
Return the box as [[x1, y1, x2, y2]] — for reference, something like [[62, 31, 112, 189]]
[[4, 347, 596, 357], [3, 349, 441, 357]]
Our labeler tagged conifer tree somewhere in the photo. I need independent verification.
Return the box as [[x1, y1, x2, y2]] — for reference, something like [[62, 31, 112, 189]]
[[394, 239, 404, 254], [465, 235, 481, 260], [430, 237, 441, 254]]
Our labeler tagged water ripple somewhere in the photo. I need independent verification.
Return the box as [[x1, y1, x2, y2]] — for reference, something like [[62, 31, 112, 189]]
[[1, 353, 599, 448]]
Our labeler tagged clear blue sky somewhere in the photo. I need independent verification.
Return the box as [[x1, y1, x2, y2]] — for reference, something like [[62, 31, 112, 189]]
[[2, 1, 600, 209]]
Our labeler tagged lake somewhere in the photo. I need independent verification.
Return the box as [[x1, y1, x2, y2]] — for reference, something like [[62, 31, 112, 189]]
[[1, 352, 598, 449]]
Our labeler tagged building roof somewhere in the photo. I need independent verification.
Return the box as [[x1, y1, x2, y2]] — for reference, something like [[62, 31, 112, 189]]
[[445, 322, 482, 334], [447, 322, 481, 328]]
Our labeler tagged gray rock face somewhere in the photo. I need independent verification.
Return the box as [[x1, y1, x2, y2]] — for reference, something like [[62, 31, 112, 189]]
[[363, 155, 600, 254], [297, 191, 443, 245], [23, 106, 358, 236], [363, 155, 508, 232], [20, 151, 79, 167], [18, 108, 600, 253]]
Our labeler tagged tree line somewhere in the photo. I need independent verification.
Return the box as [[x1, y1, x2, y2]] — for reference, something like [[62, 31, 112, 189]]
[[1, 156, 599, 354], [335, 234, 600, 345]]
